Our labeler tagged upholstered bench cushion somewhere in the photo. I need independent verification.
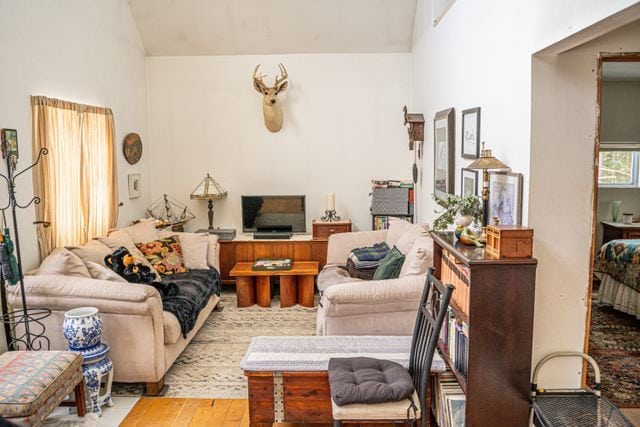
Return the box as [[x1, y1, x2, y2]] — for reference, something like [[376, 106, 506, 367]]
[[240, 335, 446, 373], [332, 390, 421, 421], [328, 357, 415, 406], [0, 351, 83, 423]]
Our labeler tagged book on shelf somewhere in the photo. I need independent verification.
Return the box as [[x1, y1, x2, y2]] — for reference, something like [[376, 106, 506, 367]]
[[440, 307, 469, 381], [252, 258, 292, 271], [371, 179, 414, 189], [372, 215, 414, 230], [432, 370, 466, 427]]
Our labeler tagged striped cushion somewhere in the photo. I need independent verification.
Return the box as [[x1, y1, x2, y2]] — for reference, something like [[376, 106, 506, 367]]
[[0, 351, 83, 421]]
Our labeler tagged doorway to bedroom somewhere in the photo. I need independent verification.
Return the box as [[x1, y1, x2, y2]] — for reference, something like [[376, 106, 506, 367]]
[[589, 54, 640, 410]]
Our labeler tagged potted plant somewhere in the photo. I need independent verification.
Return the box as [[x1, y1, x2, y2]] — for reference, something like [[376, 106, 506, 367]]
[[432, 194, 483, 240]]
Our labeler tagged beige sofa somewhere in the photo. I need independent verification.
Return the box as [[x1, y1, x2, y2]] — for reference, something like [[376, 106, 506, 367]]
[[7, 221, 220, 395], [316, 220, 432, 336]]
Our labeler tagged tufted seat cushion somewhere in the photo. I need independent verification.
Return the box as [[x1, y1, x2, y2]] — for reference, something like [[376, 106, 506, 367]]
[[328, 357, 415, 406], [0, 351, 84, 425]]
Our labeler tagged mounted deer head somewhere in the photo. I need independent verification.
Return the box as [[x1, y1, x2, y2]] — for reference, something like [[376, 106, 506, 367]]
[[252, 64, 289, 133]]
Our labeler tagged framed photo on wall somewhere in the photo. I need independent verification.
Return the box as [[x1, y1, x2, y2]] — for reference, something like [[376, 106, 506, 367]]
[[433, 108, 455, 199], [488, 172, 523, 225], [460, 168, 479, 196], [461, 107, 480, 159], [128, 173, 141, 199]]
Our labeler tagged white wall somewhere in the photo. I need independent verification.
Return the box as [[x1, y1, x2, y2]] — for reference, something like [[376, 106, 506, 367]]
[[146, 54, 412, 233], [411, 0, 640, 387], [0, 0, 150, 272], [0, 0, 149, 352]]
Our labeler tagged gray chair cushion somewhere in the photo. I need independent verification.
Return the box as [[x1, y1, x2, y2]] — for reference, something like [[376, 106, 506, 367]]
[[328, 357, 415, 406]]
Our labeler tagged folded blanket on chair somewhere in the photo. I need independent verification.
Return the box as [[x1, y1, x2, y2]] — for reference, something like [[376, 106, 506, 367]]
[[350, 242, 390, 270]]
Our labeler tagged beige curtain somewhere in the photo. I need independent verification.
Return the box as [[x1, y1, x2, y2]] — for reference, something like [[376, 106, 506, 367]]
[[31, 96, 118, 259]]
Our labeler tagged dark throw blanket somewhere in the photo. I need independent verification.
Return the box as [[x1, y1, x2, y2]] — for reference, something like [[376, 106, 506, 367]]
[[159, 268, 222, 338]]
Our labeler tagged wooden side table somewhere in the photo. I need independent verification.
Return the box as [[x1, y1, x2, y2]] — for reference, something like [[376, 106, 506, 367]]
[[229, 261, 319, 308], [312, 220, 352, 240]]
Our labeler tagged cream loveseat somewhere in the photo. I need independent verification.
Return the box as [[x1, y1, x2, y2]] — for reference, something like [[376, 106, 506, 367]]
[[316, 219, 433, 336], [7, 220, 220, 395]]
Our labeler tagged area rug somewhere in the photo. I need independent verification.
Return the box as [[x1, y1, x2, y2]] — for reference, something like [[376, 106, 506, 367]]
[[112, 289, 316, 398], [588, 300, 640, 408]]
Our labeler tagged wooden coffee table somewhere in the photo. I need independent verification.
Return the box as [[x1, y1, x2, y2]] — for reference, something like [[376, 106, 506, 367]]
[[229, 261, 319, 308]]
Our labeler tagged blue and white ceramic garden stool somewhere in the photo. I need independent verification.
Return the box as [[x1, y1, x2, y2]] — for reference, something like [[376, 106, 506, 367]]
[[63, 307, 114, 416]]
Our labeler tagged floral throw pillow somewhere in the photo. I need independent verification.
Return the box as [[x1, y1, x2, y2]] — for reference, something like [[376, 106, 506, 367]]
[[136, 235, 187, 276]]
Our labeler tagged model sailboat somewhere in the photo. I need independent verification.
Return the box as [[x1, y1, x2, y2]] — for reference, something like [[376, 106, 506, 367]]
[[146, 194, 195, 230]]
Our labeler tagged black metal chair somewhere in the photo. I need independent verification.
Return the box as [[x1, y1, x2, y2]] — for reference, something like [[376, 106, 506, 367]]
[[330, 268, 454, 426]]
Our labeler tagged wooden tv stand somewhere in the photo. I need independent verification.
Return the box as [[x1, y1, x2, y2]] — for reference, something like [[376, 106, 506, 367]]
[[219, 234, 328, 285]]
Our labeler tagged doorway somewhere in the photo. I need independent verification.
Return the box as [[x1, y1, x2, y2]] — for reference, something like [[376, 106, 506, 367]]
[[587, 53, 640, 410]]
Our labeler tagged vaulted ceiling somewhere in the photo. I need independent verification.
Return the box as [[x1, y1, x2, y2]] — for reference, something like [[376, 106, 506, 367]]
[[128, 0, 417, 56]]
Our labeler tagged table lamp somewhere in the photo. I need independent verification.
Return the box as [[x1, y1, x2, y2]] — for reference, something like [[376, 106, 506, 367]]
[[190, 173, 227, 232], [467, 142, 510, 226]]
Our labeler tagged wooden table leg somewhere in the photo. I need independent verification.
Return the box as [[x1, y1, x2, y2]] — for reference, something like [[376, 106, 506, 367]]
[[280, 276, 298, 307], [256, 276, 272, 307], [298, 275, 315, 307], [236, 276, 256, 307]]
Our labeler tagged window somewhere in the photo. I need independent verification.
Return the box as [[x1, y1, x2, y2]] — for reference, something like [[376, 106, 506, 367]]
[[31, 96, 118, 259], [598, 151, 639, 187]]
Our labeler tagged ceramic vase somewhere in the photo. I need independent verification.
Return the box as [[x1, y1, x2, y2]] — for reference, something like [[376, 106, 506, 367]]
[[611, 201, 622, 222], [63, 307, 103, 351]]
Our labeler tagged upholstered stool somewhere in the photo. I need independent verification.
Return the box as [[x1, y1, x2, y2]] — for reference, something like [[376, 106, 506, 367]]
[[0, 351, 86, 426]]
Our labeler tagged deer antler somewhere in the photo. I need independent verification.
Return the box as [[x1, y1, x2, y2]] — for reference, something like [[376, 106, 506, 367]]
[[253, 64, 267, 91], [274, 63, 288, 87]]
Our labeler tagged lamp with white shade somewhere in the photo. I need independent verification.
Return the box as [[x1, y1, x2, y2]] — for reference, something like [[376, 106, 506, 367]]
[[190, 173, 227, 232]]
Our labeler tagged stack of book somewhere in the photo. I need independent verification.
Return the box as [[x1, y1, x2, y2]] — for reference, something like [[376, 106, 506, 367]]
[[440, 307, 469, 380], [252, 258, 292, 271], [432, 371, 466, 427]]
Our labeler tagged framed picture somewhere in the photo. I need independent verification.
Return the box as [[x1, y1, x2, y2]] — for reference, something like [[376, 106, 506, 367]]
[[460, 168, 479, 197], [128, 173, 141, 199], [461, 107, 480, 159], [434, 108, 455, 199], [1, 129, 18, 167], [488, 172, 523, 225]]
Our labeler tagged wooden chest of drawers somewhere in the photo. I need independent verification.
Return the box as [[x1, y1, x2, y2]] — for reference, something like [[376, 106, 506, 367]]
[[311, 220, 352, 240]]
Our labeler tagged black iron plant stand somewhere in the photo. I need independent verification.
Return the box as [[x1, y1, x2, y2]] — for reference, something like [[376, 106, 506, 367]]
[[0, 148, 51, 351]]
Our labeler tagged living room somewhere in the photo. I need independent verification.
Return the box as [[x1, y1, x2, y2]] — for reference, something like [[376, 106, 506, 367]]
[[1, 0, 640, 426]]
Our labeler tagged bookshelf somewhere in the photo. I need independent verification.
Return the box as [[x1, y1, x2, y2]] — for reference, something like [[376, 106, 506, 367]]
[[431, 232, 537, 427], [370, 180, 414, 230]]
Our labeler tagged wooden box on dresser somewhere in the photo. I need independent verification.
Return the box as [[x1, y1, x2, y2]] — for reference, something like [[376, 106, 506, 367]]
[[432, 232, 537, 427]]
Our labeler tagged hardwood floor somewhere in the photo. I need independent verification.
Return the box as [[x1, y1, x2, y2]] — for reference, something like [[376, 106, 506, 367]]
[[120, 398, 402, 426]]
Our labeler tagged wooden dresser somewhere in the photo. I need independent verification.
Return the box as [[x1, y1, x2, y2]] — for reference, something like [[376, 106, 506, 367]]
[[311, 220, 352, 240], [601, 221, 640, 244], [432, 232, 537, 427]]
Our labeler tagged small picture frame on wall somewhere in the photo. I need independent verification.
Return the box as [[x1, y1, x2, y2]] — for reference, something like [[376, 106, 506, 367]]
[[488, 172, 523, 225], [461, 107, 480, 159], [1, 128, 19, 168], [434, 108, 455, 199], [460, 168, 479, 197], [128, 173, 141, 199]]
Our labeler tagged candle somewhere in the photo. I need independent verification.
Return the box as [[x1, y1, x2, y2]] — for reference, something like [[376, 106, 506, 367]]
[[326, 193, 336, 211]]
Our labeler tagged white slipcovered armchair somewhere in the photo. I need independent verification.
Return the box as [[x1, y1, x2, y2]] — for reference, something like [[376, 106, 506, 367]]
[[316, 220, 432, 336]]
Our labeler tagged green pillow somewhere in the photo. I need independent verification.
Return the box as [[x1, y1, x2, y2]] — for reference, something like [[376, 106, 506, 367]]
[[373, 246, 405, 280]]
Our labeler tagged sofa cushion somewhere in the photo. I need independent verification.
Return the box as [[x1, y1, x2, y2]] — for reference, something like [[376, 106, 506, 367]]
[[38, 248, 91, 278], [159, 231, 209, 270], [85, 261, 128, 283], [67, 239, 112, 268], [98, 229, 161, 281], [318, 265, 363, 292], [136, 235, 188, 276], [163, 311, 182, 344], [122, 218, 159, 243], [394, 223, 429, 255], [373, 247, 405, 281], [399, 236, 433, 277], [384, 218, 414, 248]]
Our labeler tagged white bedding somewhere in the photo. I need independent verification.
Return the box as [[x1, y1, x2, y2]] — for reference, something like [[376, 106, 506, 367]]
[[595, 271, 640, 319]]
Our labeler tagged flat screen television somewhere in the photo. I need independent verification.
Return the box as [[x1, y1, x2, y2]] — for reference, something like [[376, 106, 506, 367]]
[[241, 195, 306, 233]]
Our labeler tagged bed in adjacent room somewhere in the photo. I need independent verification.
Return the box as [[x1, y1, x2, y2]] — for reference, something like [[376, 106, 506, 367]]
[[594, 239, 640, 319]]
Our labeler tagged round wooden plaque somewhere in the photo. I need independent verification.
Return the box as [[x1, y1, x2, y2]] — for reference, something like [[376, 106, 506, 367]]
[[123, 133, 142, 165]]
